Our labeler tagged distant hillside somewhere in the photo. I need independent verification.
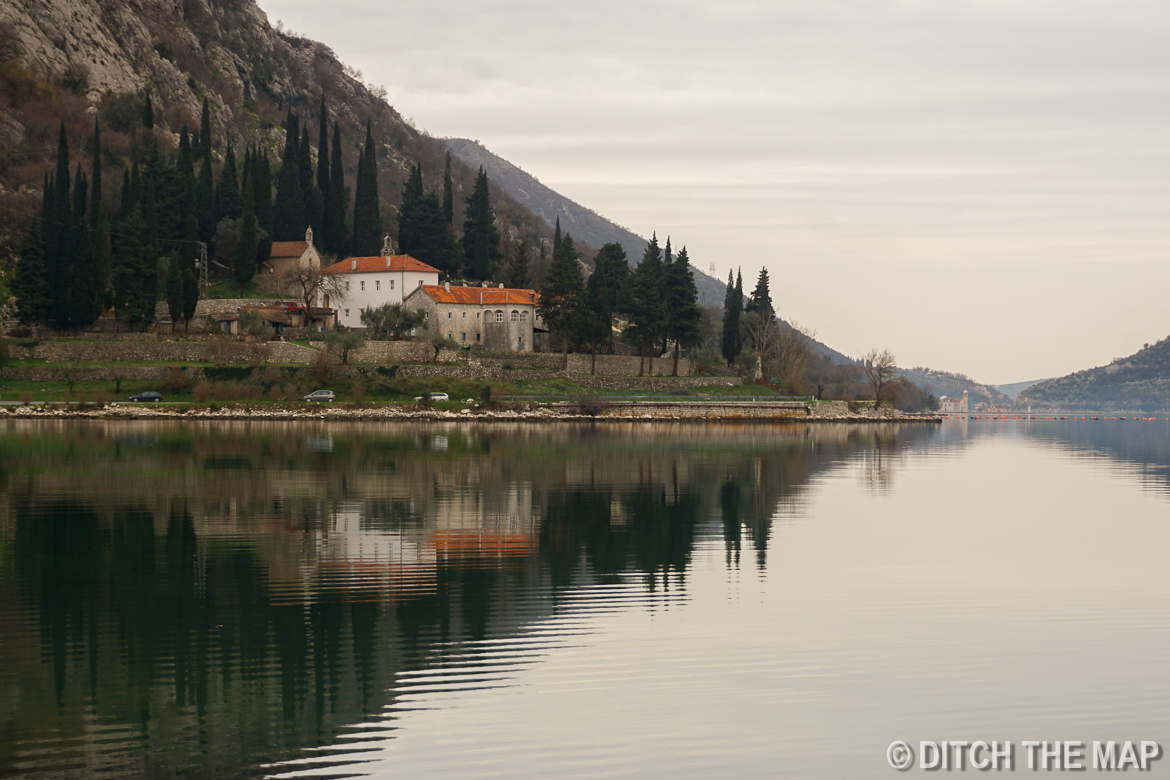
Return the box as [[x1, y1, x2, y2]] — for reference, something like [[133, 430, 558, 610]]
[[445, 138, 726, 306], [897, 367, 1013, 408], [995, 378, 1049, 402], [1018, 337, 1170, 411]]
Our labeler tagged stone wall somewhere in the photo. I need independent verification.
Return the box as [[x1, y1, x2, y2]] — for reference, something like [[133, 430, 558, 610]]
[[549, 400, 810, 419], [393, 365, 503, 382], [472, 352, 694, 376], [23, 340, 321, 365]]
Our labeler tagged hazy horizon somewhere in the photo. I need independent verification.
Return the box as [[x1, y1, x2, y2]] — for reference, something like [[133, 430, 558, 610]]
[[261, 0, 1170, 385]]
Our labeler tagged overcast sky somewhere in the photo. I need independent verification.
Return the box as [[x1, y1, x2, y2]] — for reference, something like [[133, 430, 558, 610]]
[[262, 0, 1170, 383]]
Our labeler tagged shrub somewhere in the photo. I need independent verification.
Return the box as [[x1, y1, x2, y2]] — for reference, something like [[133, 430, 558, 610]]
[[193, 381, 212, 403], [60, 65, 88, 94], [19, 392, 31, 406], [162, 366, 190, 393], [204, 366, 253, 382], [576, 396, 604, 416], [311, 349, 334, 384], [268, 384, 283, 402], [100, 90, 145, 134]]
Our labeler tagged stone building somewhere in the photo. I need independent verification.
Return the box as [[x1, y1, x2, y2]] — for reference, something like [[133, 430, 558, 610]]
[[403, 283, 544, 353], [322, 249, 441, 327], [262, 226, 322, 280], [939, 390, 969, 414]]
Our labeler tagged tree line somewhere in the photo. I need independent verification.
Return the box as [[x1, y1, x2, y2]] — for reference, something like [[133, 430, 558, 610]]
[[10, 92, 388, 330], [538, 230, 702, 376]]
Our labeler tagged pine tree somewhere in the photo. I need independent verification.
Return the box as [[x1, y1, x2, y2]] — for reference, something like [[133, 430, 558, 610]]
[[326, 121, 346, 256], [539, 232, 584, 370], [664, 246, 701, 376], [593, 242, 629, 329], [442, 152, 454, 225], [584, 254, 610, 374], [721, 268, 743, 366], [350, 121, 382, 256], [316, 96, 330, 251], [746, 267, 775, 324], [235, 173, 258, 288], [503, 237, 531, 289], [627, 234, 664, 376], [272, 113, 305, 240], [460, 167, 501, 280]]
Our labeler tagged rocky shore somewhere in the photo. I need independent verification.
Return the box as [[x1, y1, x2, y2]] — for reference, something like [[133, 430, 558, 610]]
[[0, 399, 940, 423]]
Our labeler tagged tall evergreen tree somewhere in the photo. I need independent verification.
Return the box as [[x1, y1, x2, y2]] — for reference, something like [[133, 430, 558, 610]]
[[553, 216, 561, 253], [142, 93, 154, 130], [299, 124, 321, 243], [235, 174, 258, 288], [460, 167, 501, 280], [721, 268, 743, 366], [746, 267, 775, 321], [165, 256, 183, 324], [350, 120, 383, 256], [583, 254, 610, 373], [12, 211, 50, 325], [272, 113, 305, 240], [326, 121, 346, 256], [442, 152, 454, 225], [112, 207, 155, 329], [397, 163, 424, 256], [539, 232, 584, 370], [593, 242, 629, 327], [503, 237, 531, 289], [316, 96, 330, 251], [664, 246, 701, 376], [216, 143, 241, 222], [181, 268, 199, 328], [255, 150, 273, 238], [197, 100, 215, 244], [627, 234, 664, 376], [46, 126, 73, 330], [199, 98, 212, 161], [81, 118, 108, 327], [119, 167, 132, 221]]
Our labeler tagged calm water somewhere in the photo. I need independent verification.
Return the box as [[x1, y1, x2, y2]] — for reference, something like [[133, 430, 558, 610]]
[[1, 419, 1169, 778]]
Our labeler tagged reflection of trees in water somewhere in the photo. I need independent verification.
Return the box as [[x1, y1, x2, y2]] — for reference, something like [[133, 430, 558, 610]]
[[1018, 422, 1170, 495], [0, 421, 937, 778]]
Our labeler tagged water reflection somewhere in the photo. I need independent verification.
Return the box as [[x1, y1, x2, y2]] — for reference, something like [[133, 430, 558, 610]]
[[0, 420, 937, 779]]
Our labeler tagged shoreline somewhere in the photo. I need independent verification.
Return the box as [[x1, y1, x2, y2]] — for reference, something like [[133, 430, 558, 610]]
[[0, 401, 942, 424]]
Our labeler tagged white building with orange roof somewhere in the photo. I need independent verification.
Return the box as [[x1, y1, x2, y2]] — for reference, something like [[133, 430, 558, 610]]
[[322, 249, 441, 328], [403, 282, 544, 352]]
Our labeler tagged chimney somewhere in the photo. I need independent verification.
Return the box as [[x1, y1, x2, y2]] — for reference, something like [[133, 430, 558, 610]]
[[385, 256, 391, 268], [444, 282, 451, 292], [481, 281, 488, 288], [350, 258, 356, 271], [529, 292, 534, 302], [498, 283, 504, 288]]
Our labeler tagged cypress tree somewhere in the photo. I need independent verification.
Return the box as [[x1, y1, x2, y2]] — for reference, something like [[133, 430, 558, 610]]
[[460, 167, 501, 280], [119, 167, 131, 221], [142, 93, 154, 130], [317, 96, 330, 250], [112, 207, 155, 329], [197, 101, 215, 244], [255, 150, 273, 237], [82, 118, 108, 327], [165, 256, 183, 324], [539, 232, 584, 370], [721, 268, 742, 366], [299, 124, 321, 243], [46, 126, 73, 330], [199, 97, 212, 162], [503, 237, 531, 289], [217, 143, 241, 221], [350, 121, 382, 256], [442, 152, 453, 225], [326, 121, 346, 256], [181, 268, 198, 328], [593, 242, 629, 328], [351, 145, 364, 254], [664, 246, 701, 376], [584, 253, 610, 373], [235, 174, 258, 288], [12, 213, 50, 325], [397, 163, 424, 256], [272, 113, 305, 240], [553, 216, 561, 253], [143, 173, 159, 258], [747, 267, 775, 321]]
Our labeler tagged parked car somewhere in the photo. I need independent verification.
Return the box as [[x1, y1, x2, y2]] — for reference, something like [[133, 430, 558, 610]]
[[129, 391, 163, 402], [304, 389, 337, 403], [413, 392, 450, 403]]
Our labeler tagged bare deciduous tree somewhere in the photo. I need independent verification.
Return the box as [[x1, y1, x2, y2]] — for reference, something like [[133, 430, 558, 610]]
[[269, 263, 348, 313], [744, 313, 816, 391], [861, 348, 898, 408]]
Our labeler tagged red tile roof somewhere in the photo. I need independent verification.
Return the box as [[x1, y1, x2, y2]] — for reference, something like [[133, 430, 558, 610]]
[[413, 285, 540, 306], [322, 255, 441, 274], [269, 241, 310, 258]]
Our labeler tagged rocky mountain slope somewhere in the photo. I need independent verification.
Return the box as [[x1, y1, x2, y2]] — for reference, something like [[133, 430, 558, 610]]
[[0, 0, 552, 266], [897, 367, 1013, 408], [1018, 337, 1170, 411]]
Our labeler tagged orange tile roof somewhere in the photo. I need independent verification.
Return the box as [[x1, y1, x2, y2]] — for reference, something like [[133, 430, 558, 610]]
[[269, 241, 309, 258], [414, 284, 540, 306], [322, 255, 441, 274]]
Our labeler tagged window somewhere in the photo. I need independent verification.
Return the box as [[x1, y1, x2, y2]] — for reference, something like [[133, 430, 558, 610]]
[[360, 281, 365, 291], [461, 333, 466, 341], [345, 282, 350, 292], [495, 311, 504, 322], [375, 280, 380, 290], [510, 310, 518, 322], [520, 311, 528, 322], [390, 280, 395, 290], [448, 312, 452, 319], [419, 280, 423, 286], [476, 333, 481, 341], [462, 311, 466, 319], [344, 309, 350, 317]]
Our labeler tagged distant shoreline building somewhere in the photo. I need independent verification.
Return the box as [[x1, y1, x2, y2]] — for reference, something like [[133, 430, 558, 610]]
[[322, 252, 441, 327], [939, 390, 969, 414], [403, 282, 544, 352]]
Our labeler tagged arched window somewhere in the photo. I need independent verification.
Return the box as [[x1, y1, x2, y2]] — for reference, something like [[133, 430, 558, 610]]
[[520, 311, 528, 322], [510, 310, 519, 322], [484, 310, 492, 321], [495, 310, 504, 322]]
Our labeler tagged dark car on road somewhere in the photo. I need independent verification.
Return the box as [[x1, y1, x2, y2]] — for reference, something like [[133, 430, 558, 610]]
[[129, 391, 163, 402]]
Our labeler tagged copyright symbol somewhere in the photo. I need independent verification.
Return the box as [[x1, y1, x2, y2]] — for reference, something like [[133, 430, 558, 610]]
[[888, 741, 913, 771]]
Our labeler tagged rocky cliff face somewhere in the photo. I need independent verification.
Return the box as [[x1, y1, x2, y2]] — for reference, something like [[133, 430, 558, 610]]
[[0, 0, 550, 261]]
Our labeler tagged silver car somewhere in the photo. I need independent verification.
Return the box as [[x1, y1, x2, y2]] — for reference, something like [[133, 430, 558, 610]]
[[304, 389, 336, 403]]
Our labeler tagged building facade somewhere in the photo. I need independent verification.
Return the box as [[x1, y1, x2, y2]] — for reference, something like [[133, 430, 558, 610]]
[[322, 254, 441, 327], [403, 283, 543, 352], [939, 390, 969, 414]]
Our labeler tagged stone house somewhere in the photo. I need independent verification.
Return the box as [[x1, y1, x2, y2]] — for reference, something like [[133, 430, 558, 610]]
[[939, 391, 969, 414], [262, 226, 322, 280], [322, 252, 441, 328], [403, 283, 544, 352]]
